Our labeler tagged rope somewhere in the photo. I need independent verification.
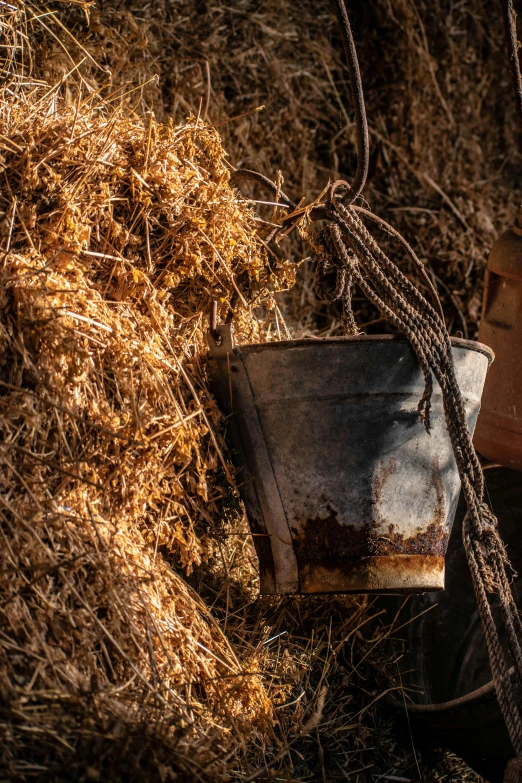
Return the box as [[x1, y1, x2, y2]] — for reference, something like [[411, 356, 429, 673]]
[[328, 0, 369, 202], [322, 195, 522, 757], [225, 0, 522, 768], [502, 0, 522, 135]]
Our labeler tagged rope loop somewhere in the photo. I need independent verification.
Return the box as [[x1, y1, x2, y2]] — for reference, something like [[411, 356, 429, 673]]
[[225, 0, 522, 756]]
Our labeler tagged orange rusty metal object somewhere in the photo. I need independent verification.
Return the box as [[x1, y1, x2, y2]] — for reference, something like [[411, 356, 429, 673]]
[[474, 210, 522, 470]]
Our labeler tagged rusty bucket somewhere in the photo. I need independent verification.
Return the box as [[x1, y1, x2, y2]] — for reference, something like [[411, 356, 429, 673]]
[[208, 327, 493, 595]]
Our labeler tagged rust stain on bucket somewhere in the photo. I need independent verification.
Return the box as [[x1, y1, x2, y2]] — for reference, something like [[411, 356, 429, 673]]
[[294, 509, 447, 562], [300, 555, 446, 594]]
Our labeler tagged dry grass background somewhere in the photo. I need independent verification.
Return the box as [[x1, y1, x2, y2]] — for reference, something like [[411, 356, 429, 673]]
[[56, 0, 520, 337], [1, 0, 520, 780]]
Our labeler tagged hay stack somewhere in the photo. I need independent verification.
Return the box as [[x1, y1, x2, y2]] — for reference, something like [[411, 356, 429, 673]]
[[0, 0, 513, 780], [0, 4, 300, 779], [47, 0, 518, 340]]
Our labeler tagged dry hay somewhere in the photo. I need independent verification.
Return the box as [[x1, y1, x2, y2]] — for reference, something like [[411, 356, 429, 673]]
[[0, 4, 301, 779], [38, 0, 519, 340], [0, 0, 516, 781]]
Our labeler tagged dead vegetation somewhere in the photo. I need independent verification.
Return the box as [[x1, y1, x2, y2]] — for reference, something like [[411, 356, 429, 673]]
[[37, 0, 519, 338], [0, 4, 284, 779], [0, 0, 519, 780]]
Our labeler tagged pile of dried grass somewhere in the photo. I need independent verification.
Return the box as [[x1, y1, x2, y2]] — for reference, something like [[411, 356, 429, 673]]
[[2, 0, 517, 780], [46, 0, 518, 340], [0, 4, 304, 779]]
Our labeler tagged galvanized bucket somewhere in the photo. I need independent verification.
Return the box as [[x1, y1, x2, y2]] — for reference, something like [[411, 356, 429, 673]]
[[208, 327, 493, 594]]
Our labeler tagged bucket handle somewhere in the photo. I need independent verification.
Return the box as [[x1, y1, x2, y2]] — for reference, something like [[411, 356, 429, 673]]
[[207, 321, 234, 360]]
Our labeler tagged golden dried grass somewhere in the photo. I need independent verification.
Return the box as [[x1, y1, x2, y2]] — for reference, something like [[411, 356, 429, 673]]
[[0, 0, 512, 780], [0, 4, 301, 779], [47, 0, 518, 341]]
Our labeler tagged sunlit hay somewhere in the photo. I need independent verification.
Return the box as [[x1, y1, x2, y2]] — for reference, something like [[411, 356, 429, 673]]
[[0, 0, 514, 779], [37, 0, 519, 340], [0, 6, 303, 777], [14, 0, 521, 333]]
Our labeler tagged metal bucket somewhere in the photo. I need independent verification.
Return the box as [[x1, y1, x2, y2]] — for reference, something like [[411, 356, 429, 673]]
[[384, 467, 522, 783], [208, 327, 493, 595]]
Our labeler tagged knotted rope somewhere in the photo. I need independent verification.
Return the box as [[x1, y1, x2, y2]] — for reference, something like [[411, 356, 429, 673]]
[[224, 0, 522, 773], [319, 189, 522, 757]]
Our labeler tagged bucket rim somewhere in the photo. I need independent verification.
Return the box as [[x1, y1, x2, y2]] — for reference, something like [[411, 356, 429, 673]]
[[236, 333, 494, 365]]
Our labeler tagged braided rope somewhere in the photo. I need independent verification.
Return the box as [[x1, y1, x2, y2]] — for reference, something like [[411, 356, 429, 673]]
[[226, 0, 522, 769], [320, 196, 522, 755], [506, 756, 522, 783]]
